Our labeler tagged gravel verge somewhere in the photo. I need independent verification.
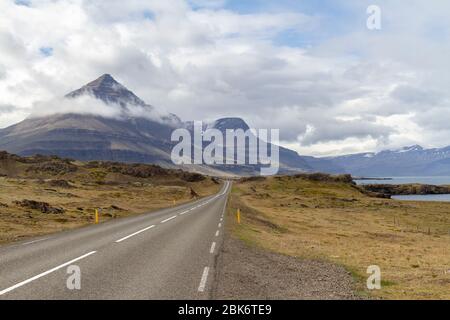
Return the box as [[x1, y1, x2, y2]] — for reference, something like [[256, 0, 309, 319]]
[[212, 234, 361, 300]]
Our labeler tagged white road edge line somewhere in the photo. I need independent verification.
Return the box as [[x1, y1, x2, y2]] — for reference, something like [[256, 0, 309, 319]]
[[161, 215, 177, 224], [0, 251, 97, 296], [215, 230, 220, 237], [115, 225, 155, 243], [198, 267, 210, 292], [22, 237, 50, 246], [210, 242, 216, 254]]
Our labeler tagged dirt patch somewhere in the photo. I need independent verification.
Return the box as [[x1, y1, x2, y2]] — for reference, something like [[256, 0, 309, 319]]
[[213, 235, 360, 300]]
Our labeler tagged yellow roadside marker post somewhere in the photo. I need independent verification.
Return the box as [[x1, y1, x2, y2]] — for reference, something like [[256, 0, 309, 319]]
[[237, 208, 241, 224], [95, 209, 99, 224]]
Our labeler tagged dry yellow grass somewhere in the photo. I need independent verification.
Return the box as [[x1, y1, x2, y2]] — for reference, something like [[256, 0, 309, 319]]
[[228, 176, 450, 299], [0, 176, 220, 244], [0, 151, 222, 243]]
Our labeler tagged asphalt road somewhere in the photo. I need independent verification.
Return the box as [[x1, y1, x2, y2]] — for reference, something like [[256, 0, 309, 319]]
[[0, 181, 230, 300]]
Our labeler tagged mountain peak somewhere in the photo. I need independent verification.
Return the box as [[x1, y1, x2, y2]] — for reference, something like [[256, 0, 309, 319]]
[[87, 74, 120, 88], [397, 145, 424, 153], [66, 74, 146, 106], [100, 73, 114, 80], [212, 117, 250, 131]]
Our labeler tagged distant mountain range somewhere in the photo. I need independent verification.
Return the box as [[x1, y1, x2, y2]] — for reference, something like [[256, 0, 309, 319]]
[[326, 145, 450, 176], [0, 74, 327, 175], [1, 74, 449, 177]]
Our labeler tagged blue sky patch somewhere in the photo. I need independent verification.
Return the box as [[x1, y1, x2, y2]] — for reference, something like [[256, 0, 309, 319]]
[[143, 10, 155, 21], [15, 0, 31, 6], [39, 47, 54, 57]]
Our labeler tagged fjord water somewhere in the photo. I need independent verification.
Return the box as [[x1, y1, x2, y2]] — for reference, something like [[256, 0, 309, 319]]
[[392, 194, 450, 202], [354, 176, 450, 202]]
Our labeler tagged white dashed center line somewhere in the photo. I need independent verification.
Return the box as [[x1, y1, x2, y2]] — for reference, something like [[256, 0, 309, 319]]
[[160, 215, 177, 224], [198, 267, 210, 292], [210, 242, 216, 254], [115, 225, 155, 243], [215, 230, 220, 237]]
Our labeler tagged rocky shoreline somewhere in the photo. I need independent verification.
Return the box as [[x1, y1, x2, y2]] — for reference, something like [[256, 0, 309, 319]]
[[359, 183, 450, 197]]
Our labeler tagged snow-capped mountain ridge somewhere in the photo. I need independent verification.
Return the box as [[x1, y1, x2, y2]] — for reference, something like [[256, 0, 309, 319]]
[[327, 144, 450, 176]]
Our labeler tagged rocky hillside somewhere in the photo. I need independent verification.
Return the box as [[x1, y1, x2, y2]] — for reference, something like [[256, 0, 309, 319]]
[[0, 74, 314, 176], [0, 150, 210, 185]]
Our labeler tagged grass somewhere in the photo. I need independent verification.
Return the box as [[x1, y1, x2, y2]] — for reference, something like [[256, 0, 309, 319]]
[[0, 176, 220, 244], [227, 175, 450, 300]]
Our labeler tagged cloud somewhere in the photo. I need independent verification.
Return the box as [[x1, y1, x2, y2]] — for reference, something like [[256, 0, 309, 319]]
[[0, 64, 5, 80], [1, 0, 450, 156], [29, 96, 123, 119], [390, 85, 443, 106], [0, 104, 16, 114], [28, 94, 174, 125], [299, 118, 393, 146]]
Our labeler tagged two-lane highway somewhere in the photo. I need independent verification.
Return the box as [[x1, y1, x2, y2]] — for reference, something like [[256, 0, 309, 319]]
[[0, 181, 230, 299]]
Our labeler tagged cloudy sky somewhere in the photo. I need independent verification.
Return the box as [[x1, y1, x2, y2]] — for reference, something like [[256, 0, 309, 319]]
[[1, 0, 450, 156]]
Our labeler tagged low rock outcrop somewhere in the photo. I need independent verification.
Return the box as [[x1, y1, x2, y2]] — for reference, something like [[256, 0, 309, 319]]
[[13, 199, 65, 214], [360, 184, 450, 196]]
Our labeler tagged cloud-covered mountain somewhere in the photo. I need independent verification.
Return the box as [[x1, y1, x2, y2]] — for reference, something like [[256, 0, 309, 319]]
[[29, 74, 182, 126], [5, 74, 447, 177], [3, 73, 450, 177], [0, 75, 184, 167], [66, 73, 148, 106], [0, 75, 317, 175], [4, 1, 450, 156]]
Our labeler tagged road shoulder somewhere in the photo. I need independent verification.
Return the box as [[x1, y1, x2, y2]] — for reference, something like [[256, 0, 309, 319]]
[[212, 232, 360, 300]]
